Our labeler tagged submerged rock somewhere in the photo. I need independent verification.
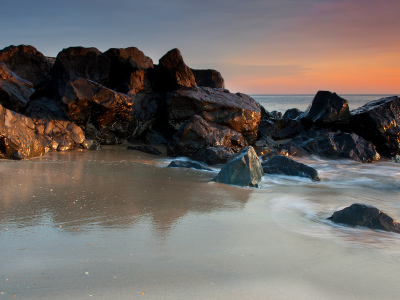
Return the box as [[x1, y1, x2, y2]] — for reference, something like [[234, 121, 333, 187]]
[[212, 146, 264, 187], [127, 145, 162, 156], [262, 155, 320, 181], [328, 203, 400, 233], [190, 69, 225, 89], [167, 160, 212, 171]]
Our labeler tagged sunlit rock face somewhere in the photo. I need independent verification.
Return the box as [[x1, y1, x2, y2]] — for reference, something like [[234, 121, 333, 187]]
[[52, 47, 111, 98], [348, 96, 400, 156], [0, 103, 46, 159], [104, 47, 154, 89], [328, 203, 400, 234], [212, 146, 264, 187], [301, 91, 350, 125], [168, 115, 247, 158], [62, 77, 133, 144], [0, 45, 53, 95], [153, 48, 197, 92], [0, 61, 35, 112], [190, 69, 225, 89], [167, 87, 261, 144]]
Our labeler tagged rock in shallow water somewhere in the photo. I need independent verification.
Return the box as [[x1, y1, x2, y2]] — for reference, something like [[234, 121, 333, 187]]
[[328, 203, 400, 234], [167, 160, 212, 171], [127, 145, 162, 156]]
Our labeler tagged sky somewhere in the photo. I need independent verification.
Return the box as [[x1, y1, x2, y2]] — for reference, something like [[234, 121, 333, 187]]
[[1, 0, 399, 94]]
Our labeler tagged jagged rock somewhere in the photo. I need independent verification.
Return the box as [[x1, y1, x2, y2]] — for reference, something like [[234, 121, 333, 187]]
[[115, 69, 152, 97], [261, 149, 289, 161], [347, 96, 400, 156], [270, 111, 282, 119], [0, 103, 46, 159], [0, 61, 35, 112], [278, 141, 310, 158], [262, 155, 320, 181], [190, 69, 225, 89], [127, 145, 162, 156], [255, 135, 278, 149], [283, 108, 302, 120], [87, 139, 102, 150], [169, 115, 247, 158], [212, 146, 264, 187], [191, 145, 234, 165], [0, 45, 52, 95], [301, 91, 350, 125], [104, 47, 153, 89], [62, 77, 133, 144], [167, 160, 212, 171], [52, 47, 111, 98], [167, 87, 261, 143], [270, 118, 305, 140], [328, 203, 400, 233]]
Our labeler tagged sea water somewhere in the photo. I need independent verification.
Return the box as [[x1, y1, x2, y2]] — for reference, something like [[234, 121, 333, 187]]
[[1, 95, 400, 299]]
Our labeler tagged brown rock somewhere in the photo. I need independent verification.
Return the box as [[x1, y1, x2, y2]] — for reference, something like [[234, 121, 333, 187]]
[[190, 69, 225, 89]]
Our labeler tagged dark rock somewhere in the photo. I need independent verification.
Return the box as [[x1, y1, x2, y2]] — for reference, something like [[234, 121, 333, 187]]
[[191, 145, 234, 165], [127, 145, 162, 156], [283, 108, 302, 120], [114, 69, 152, 97], [261, 149, 289, 161], [301, 91, 350, 125], [212, 146, 264, 187], [104, 47, 153, 89], [255, 135, 278, 149], [347, 96, 400, 156], [271, 111, 282, 119], [391, 154, 400, 163], [328, 203, 400, 233], [270, 118, 305, 140], [190, 69, 225, 89], [0, 45, 53, 95], [279, 141, 310, 158], [0, 61, 35, 112], [167, 160, 212, 171], [52, 47, 111, 98], [170, 115, 247, 158], [167, 87, 261, 143], [87, 139, 102, 150], [143, 128, 168, 145], [61, 77, 133, 144], [262, 155, 320, 181]]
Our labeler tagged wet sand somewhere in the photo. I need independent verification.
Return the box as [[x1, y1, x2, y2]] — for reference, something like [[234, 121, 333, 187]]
[[1, 145, 400, 299]]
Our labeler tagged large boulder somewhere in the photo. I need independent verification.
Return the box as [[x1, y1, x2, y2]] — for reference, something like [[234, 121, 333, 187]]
[[52, 47, 111, 98], [328, 203, 400, 233], [191, 145, 234, 165], [104, 47, 153, 88], [153, 48, 196, 92], [0, 45, 52, 94], [190, 69, 225, 89], [291, 129, 380, 163], [301, 91, 350, 125], [0, 103, 46, 159], [262, 155, 320, 181], [347, 96, 400, 156], [61, 77, 133, 144], [167, 87, 261, 143], [212, 146, 264, 187], [0, 61, 35, 112], [169, 115, 247, 158]]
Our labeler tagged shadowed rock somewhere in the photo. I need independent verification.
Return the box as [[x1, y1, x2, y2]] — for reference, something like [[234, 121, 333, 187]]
[[52, 47, 111, 98], [262, 155, 320, 181], [167, 87, 261, 143], [190, 69, 225, 89], [328, 203, 400, 233], [283, 108, 302, 120], [0, 61, 35, 112], [62, 77, 133, 144], [212, 146, 264, 187], [127, 145, 162, 156], [167, 160, 212, 171], [191, 145, 234, 165], [348, 96, 400, 156]]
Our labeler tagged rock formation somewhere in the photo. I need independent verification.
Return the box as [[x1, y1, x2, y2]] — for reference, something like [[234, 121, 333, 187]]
[[190, 69, 225, 89]]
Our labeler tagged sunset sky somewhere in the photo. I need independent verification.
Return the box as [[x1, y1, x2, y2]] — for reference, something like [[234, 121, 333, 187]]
[[1, 0, 399, 94]]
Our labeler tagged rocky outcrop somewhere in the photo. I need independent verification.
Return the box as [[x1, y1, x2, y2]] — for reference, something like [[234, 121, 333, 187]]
[[168, 115, 247, 158], [62, 77, 133, 144], [167, 87, 261, 143], [127, 145, 162, 155], [191, 145, 234, 165], [190, 69, 225, 89], [52, 47, 111, 98], [291, 129, 380, 163], [212, 146, 264, 187], [0, 45, 52, 95], [283, 108, 302, 120], [328, 203, 400, 233], [270, 119, 305, 140], [262, 155, 320, 181], [301, 91, 350, 125], [347, 96, 400, 156], [0, 61, 35, 112], [104, 47, 153, 88], [167, 160, 212, 171]]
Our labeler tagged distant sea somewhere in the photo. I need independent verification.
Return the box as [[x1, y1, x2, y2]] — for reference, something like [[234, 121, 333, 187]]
[[251, 94, 398, 114]]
